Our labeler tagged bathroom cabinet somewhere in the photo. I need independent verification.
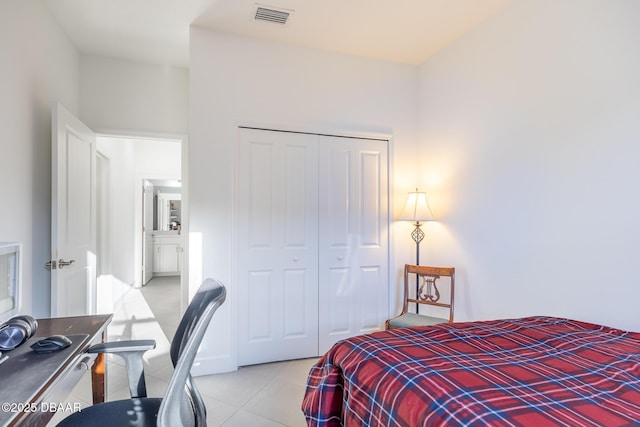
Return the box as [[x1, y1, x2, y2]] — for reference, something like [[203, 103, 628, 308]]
[[152, 235, 182, 275]]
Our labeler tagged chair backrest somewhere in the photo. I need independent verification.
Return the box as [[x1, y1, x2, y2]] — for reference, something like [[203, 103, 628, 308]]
[[158, 278, 226, 427], [403, 264, 455, 322]]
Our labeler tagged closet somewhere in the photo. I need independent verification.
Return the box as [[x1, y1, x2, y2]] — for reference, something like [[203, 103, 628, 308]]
[[237, 127, 389, 366]]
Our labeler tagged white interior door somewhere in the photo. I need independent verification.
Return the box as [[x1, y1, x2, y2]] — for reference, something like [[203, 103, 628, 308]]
[[51, 103, 97, 317], [318, 135, 389, 353], [237, 128, 319, 365]]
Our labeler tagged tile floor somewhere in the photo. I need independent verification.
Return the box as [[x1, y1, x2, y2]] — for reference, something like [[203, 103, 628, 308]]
[[48, 276, 317, 426]]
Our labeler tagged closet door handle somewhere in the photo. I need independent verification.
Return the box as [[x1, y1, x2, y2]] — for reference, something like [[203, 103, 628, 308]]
[[337, 256, 344, 261], [293, 257, 299, 262]]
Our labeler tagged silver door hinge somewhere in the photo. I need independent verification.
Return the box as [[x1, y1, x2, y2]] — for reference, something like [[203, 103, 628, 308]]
[[45, 260, 57, 270]]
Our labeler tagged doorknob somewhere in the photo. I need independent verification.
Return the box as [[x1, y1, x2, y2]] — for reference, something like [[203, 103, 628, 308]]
[[58, 259, 76, 269]]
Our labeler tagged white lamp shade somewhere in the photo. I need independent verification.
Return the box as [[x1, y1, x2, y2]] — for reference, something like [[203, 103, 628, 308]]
[[397, 190, 434, 222]]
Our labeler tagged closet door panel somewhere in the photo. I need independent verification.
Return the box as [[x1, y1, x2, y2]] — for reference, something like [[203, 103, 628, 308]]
[[238, 128, 319, 366], [284, 145, 310, 245], [354, 144, 389, 261], [327, 149, 350, 245], [318, 136, 389, 353], [328, 267, 351, 334], [358, 266, 383, 330], [283, 268, 310, 337], [247, 143, 274, 248], [360, 151, 384, 246], [356, 147, 388, 334], [246, 270, 273, 341]]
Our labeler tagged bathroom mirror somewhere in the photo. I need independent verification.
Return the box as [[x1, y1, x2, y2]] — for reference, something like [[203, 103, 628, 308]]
[[144, 179, 182, 231], [158, 192, 181, 231]]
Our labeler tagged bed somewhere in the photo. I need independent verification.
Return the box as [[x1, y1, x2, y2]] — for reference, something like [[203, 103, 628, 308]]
[[302, 316, 640, 426]]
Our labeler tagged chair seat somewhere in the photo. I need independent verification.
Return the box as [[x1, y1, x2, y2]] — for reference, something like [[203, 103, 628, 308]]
[[57, 398, 162, 427], [388, 312, 448, 328]]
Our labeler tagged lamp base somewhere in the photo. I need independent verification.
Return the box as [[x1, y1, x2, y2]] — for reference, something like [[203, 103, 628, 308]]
[[411, 222, 425, 314], [411, 223, 425, 245]]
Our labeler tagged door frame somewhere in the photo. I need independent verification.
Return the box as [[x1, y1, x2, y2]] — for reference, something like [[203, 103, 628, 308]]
[[141, 180, 154, 285], [95, 151, 111, 315], [96, 151, 110, 278], [135, 174, 182, 283]]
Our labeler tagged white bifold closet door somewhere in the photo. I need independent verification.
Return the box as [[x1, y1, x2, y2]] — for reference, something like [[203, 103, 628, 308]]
[[237, 127, 388, 366]]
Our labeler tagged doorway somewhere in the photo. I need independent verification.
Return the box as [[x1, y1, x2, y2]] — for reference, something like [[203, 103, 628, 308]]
[[95, 135, 184, 316], [141, 178, 183, 286]]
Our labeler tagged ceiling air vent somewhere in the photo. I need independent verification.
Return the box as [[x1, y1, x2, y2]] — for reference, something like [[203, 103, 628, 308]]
[[255, 6, 290, 24]]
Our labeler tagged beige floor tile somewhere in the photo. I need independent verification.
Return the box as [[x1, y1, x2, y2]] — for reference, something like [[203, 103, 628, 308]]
[[221, 409, 287, 427], [194, 365, 276, 407], [274, 358, 318, 386], [243, 376, 308, 427], [200, 394, 241, 426]]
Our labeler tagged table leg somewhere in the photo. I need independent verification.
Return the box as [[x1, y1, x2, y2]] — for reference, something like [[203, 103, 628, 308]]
[[91, 332, 107, 404], [91, 353, 106, 403]]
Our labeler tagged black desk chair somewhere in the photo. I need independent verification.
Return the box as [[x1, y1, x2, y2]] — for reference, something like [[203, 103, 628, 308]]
[[58, 278, 226, 427]]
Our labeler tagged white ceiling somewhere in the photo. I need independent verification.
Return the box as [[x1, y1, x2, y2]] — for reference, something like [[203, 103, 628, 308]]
[[43, 0, 510, 68]]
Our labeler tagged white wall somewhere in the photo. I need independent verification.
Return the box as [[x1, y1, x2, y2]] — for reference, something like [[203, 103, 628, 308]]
[[80, 56, 189, 135], [189, 28, 419, 372], [0, 0, 79, 317], [96, 137, 181, 297], [417, 0, 640, 331]]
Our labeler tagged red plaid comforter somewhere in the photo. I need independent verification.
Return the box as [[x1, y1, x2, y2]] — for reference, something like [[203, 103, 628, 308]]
[[302, 316, 640, 426]]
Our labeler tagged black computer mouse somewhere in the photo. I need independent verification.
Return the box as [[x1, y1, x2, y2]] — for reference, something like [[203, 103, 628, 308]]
[[30, 335, 72, 353]]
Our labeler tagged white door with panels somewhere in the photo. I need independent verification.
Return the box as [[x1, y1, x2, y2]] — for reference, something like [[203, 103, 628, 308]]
[[51, 103, 97, 317], [237, 128, 389, 365], [318, 136, 389, 353], [237, 128, 320, 365]]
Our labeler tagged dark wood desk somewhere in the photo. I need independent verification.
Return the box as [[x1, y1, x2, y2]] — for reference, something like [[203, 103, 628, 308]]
[[0, 314, 112, 427]]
